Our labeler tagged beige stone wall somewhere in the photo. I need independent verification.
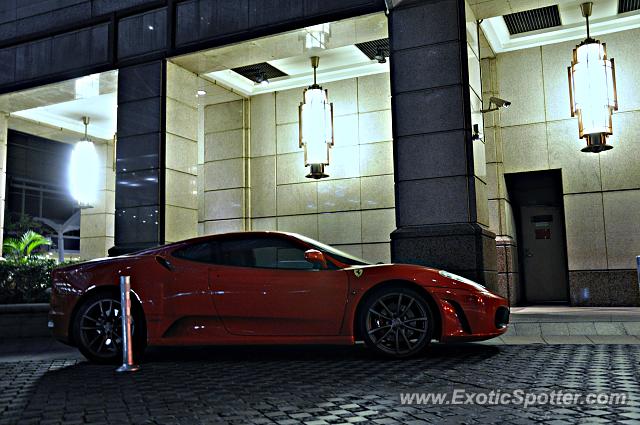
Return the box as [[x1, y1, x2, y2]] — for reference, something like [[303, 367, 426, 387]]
[[484, 27, 640, 273], [165, 62, 199, 243], [199, 73, 395, 263], [0, 114, 7, 255], [200, 97, 250, 234], [249, 73, 394, 263], [79, 138, 115, 259]]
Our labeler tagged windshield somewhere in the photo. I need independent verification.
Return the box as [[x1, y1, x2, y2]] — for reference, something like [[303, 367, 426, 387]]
[[293, 234, 371, 266]]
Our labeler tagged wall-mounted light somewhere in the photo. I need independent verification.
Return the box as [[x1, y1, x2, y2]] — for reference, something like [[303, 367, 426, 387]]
[[471, 124, 482, 141], [299, 56, 334, 179], [568, 2, 618, 153], [69, 116, 100, 208]]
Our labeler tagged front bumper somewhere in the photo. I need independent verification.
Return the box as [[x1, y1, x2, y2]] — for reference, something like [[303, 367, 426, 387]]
[[48, 291, 80, 345], [430, 287, 510, 342]]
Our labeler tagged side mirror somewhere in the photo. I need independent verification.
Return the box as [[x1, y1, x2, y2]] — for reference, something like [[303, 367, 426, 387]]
[[304, 249, 327, 269]]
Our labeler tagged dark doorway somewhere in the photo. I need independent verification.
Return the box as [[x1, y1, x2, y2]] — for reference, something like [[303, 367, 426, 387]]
[[505, 170, 569, 304]]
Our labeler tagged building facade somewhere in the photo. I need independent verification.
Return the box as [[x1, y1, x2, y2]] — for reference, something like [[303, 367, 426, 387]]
[[0, 0, 638, 306]]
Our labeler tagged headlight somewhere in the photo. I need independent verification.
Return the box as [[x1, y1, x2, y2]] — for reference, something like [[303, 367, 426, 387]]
[[438, 270, 489, 292]]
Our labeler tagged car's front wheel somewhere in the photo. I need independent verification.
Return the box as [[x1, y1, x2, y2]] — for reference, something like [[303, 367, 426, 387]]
[[72, 291, 146, 364], [359, 286, 433, 358]]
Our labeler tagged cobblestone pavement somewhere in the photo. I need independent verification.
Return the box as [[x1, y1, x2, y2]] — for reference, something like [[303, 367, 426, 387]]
[[1, 343, 640, 424]]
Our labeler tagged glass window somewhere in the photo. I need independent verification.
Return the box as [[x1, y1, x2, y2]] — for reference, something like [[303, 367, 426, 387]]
[[293, 234, 370, 266], [219, 237, 314, 270], [172, 241, 219, 263]]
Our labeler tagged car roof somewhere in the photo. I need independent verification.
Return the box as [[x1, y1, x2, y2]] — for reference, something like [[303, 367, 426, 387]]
[[173, 231, 303, 246]]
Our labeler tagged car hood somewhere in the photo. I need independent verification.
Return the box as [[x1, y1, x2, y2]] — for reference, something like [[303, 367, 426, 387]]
[[344, 263, 494, 294]]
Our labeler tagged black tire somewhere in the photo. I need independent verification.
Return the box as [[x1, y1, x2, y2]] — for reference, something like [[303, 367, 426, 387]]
[[359, 286, 433, 358], [72, 290, 147, 364]]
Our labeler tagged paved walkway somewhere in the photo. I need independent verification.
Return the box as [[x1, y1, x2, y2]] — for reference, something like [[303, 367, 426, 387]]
[[481, 306, 640, 345], [1, 344, 639, 424]]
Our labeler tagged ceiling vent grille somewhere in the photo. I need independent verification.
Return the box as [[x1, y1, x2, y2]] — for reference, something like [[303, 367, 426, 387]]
[[355, 38, 389, 60], [503, 5, 562, 35], [619, 0, 640, 13], [231, 62, 287, 83]]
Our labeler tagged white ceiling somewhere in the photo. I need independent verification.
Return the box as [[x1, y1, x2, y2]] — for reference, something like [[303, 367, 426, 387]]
[[207, 45, 389, 96], [173, 12, 389, 96], [13, 93, 117, 141], [481, 0, 640, 53], [0, 71, 118, 143]]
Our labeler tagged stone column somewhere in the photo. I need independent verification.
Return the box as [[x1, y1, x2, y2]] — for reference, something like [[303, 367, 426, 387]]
[[0, 114, 7, 255], [164, 62, 198, 243], [388, 0, 497, 286], [111, 61, 165, 254], [481, 55, 520, 304], [79, 138, 115, 259]]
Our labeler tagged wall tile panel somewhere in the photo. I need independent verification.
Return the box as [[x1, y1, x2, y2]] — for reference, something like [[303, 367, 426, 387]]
[[118, 8, 167, 59]]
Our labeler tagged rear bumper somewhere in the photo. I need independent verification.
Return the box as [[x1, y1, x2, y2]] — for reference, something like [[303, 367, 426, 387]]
[[430, 288, 510, 342]]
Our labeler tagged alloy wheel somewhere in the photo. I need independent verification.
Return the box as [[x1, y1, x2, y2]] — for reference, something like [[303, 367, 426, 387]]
[[78, 298, 130, 359], [365, 292, 430, 356]]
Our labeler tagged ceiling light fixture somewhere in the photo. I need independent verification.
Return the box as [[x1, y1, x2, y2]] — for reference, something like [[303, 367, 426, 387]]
[[75, 74, 100, 99], [299, 56, 334, 180], [69, 116, 100, 208], [303, 23, 331, 50], [256, 72, 269, 86], [196, 89, 207, 97], [568, 2, 618, 153], [374, 47, 387, 64]]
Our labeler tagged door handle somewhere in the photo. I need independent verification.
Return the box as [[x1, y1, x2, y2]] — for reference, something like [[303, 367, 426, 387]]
[[155, 255, 175, 271]]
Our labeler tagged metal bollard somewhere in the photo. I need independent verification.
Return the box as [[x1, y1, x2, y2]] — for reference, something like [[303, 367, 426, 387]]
[[116, 276, 140, 373]]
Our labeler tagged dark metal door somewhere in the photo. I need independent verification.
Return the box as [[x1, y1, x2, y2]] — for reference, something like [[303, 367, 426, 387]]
[[520, 205, 568, 302]]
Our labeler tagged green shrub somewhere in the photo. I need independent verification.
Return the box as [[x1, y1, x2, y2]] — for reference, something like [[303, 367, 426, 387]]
[[0, 258, 59, 304], [3, 230, 52, 262]]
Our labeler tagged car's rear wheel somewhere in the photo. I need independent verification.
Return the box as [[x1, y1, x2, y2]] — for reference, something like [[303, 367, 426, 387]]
[[359, 286, 433, 358], [72, 291, 146, 364]]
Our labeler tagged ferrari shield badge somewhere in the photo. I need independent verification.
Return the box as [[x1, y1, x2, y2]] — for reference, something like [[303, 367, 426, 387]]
[[353, 268, 363, 278]]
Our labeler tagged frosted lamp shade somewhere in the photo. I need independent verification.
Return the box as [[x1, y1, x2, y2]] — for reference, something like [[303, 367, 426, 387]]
[[69, 140, 100, 207], [299, 87, 334, 167], [568, 40, 618, 146]]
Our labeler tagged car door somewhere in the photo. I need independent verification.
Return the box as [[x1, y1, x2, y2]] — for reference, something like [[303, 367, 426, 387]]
[[157, 240, 222, 339], [210, 235, 349, 336]]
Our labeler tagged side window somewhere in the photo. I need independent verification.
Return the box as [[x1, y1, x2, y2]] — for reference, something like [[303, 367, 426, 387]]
[[172, 241, 218, 264], [219, 237, 314, 270]]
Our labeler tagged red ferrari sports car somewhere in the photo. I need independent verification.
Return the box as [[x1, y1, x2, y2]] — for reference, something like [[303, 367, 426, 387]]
[[49, 231, 509, 362]]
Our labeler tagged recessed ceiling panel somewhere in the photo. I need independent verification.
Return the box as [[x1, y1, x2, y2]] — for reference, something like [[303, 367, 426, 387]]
[[355, 38, 389, 60], [231, 62, 287, 83], [619, 0, 640, 13], [503, 5, 562, 35]]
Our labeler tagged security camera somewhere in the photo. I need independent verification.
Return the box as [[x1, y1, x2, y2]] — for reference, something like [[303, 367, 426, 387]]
[[481, 97, 512, 113], [490, 97, 511, 108]]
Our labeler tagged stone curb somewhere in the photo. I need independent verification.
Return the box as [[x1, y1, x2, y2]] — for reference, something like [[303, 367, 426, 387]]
[[0, 303, 50, 338], [0, 303, 49, 313]]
